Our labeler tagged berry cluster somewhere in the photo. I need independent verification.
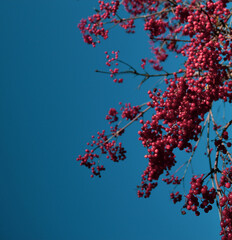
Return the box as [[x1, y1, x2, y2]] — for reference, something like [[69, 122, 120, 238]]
[[77, 130, 126, 178], [120, 103, 141, 121], [219, 168, 232, 239], [220, 167, 232, 190], [144, 18, 168, 39], [78, 0, 120, 46], [122, 0, 159, 16], [151, 47, 168, 62], [104, 51, 123, 83], [170, 191, 182, 204], [184, 175, 216, 216], [141, 58, 146, 69], [77, 102, 143, 177], [119, 19, 136, 33], [137, 181, 157, 198], [106, 108, 118, 124], [162, 173, 182, 185]]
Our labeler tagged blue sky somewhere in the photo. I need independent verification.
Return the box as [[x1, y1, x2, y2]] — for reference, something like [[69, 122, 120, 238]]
[[0, 0, 230, 239]]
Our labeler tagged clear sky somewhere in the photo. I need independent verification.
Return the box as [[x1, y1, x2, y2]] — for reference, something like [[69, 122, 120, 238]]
[[0, 0, 230, 240]]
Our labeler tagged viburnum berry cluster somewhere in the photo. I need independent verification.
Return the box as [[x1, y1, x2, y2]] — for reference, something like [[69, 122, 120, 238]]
[[170, 191, 182, 204], [103, 51, 124, 83], [184, 175, 216, 216], [78, 0, 232, 239]]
